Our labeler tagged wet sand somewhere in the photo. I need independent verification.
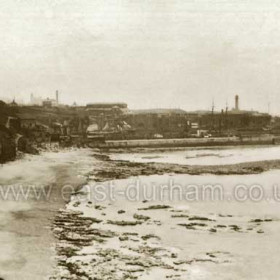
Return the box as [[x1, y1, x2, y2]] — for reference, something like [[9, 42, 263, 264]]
[[51, 149, 280, 280], [2, 147, 280, 279], [0, 149, 92, 280], [108, 145, 280, 166]]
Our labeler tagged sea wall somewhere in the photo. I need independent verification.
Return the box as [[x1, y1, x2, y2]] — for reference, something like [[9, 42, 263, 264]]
[[0, 135, 16, 163], [92, 135, 280, 149]]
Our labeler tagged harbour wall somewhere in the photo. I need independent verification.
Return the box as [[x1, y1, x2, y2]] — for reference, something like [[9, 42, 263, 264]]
[[92, 135, 280, 149]]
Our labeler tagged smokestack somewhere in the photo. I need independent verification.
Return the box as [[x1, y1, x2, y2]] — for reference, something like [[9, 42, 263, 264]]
[[56, 90, 59, 104], [235, 95, 239, 111]]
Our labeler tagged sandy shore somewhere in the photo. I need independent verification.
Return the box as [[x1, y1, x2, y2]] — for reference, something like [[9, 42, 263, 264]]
[[90, 152, 280, 180], [50, 150, 280, 280], [0, 149, 91, 280], [2, 147, 279, 279]]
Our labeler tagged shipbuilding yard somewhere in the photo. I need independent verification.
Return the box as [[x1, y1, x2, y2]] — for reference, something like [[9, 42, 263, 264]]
[[0, 94, 277, 162]]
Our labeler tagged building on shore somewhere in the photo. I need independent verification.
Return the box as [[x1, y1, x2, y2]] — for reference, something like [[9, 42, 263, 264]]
[[30, 90, 60, 107], [86, 103, 129, 134], [30, 94, 43, 106], [86, 103, 128, 116], [197, 95, 271, 136], [123, 108, 189, 139], [121, 96, 272, 139], [1, 95, 272, 143]]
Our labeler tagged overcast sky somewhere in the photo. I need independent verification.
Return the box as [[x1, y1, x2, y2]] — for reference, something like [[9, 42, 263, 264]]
[[1, 0, 280, 114]]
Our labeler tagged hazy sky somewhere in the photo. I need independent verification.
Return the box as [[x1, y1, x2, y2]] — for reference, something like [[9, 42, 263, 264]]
[[1, 0, 280, 114]]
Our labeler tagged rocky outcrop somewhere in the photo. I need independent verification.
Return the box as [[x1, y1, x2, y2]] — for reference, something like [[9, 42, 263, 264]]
[[0, 125, 16, 163], [17, 136, 39, 155]]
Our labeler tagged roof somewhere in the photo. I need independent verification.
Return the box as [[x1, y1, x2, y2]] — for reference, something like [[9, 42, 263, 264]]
[[86, 103, 128, 109], [227, 110, 270, 116], [16, 113, 36, 120], [43, 98, 56, 102], [126, 108, 187, 115], [197, 110, 270, 117]]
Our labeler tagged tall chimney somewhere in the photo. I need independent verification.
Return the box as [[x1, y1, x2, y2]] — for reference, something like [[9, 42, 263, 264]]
[[56, 90, 59, 104], [235, 95, 239, 111]]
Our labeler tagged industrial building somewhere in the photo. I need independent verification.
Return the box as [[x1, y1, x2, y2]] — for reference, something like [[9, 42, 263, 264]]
[[123, 109, 189, 139], [86, 103, 130, 135], [199, 95, 271, 136], [0, 94, 273, 145], [30, 90, 60, 107]]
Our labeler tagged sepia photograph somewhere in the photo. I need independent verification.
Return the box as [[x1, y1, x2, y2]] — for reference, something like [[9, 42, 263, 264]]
[[1, 1, 280, 279]]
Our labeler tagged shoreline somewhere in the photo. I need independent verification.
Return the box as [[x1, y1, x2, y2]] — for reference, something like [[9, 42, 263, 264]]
[[0, 149, 89, 280], [50, 148, 280, 280], [93, 135, 280, 149], [2, 147, 280, 279], [90, 152, 280, 181]]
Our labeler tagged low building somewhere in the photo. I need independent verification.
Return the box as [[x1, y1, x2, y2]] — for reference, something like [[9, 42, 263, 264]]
[[17, 114, 37, 129], [42, 98, 58, 108], [86, 103, 128, 133], [197, 96, 272, 136], [86, 103, 128, 115], [123, 108, 189, 139], [32, 91, 60, 107], [199, 110, 271, 136]]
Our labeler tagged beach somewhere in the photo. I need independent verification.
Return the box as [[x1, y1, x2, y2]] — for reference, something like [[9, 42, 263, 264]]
[[49, 145, 280, 280]]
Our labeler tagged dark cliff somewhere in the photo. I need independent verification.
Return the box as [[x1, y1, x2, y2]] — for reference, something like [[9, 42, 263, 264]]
[[0, 125, 16, 163]]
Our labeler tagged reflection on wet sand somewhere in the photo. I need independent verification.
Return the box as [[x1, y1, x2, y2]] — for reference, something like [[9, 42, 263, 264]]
[[0, 149, 91, 280]]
